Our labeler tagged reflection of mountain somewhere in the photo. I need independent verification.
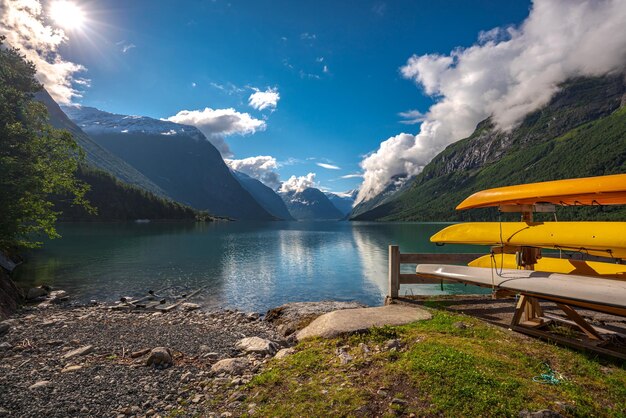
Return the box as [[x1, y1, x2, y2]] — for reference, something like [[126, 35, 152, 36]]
[[350, 223, 490, 297]]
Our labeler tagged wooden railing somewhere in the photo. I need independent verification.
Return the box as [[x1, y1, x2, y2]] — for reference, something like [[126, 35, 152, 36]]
[[388, 245, 484, 298]]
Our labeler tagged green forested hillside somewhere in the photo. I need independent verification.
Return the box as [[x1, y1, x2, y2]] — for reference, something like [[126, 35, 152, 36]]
[[351, 75, 626, 222], [55, 166, 210, 222]]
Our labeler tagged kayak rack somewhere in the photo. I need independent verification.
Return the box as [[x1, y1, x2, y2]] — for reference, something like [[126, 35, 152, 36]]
[[388, 245, 626, 360]]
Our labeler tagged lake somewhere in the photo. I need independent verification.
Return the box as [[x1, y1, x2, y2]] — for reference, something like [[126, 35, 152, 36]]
[[13, 221, 488, 312]]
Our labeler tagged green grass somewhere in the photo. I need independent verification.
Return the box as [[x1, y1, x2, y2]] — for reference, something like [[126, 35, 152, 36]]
[[234, 311, 626, 418]]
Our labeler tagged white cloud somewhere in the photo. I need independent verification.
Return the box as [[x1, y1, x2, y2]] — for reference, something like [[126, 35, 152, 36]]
[[398, 110, 426, 125], [166, 107, 266, 156], [340, 173, 364, 179], [280, 173, 317, 193], [248, 87, 280, 111], [0, 0, 87, 104], [191, 82, 197, 88], [119, 42, 135, 53], [226, 156, 281, 190], [358, 0, 626, 203], [300, 32, 317, 41], [316, 162, 341, 170]]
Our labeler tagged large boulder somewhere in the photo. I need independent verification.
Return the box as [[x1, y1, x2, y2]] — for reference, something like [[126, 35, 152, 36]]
[[235, 337, 278, 356], [296, 305, 432, 340], [0, 269, 21, 320], [146, 347, 173, 369], [210, 358, 249, 376], [265, 301, 366, 336]]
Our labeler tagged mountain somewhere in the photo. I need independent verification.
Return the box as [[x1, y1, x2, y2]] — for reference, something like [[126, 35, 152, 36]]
[[280, 188, 344, 220], [232, 171, 294, 220], [351, 74, 626, 221], [61, 106, 274, 220], [325, 190, 358, 217], [36, 90, 167, 197], [56, 166, 206, 221]]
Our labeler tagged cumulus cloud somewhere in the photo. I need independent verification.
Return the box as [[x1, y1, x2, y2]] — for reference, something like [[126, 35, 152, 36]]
[[226, 156, 281, 190], [0, 0, 87, 104], [358, 0, 626, 203], [166, 108, 266, 156], [398, 110, 427, 125], [316, 162, 341, 170], [248, 87, 280, 111], [280, 173, 317, 193]]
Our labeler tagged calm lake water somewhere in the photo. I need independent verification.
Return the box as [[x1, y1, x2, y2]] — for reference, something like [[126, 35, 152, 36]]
[[14, 221, 488, 312]]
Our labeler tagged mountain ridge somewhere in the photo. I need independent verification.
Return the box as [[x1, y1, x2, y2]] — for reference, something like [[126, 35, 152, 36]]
[[351, 74, 626, 221]]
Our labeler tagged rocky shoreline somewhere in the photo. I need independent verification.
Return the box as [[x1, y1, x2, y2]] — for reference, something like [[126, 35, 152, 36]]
[[0, 295, 363, 418]]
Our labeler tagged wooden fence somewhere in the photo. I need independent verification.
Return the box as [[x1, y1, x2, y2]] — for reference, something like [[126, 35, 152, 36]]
[[387, 245, 484, 298]]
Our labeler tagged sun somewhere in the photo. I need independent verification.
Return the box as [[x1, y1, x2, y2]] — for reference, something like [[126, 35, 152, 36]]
[[49, 1, 86, 30]]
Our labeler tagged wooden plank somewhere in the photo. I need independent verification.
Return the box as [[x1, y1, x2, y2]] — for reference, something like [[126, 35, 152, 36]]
[[511, 295, 528, 326], [398, 253, 485, 264], [155, 287, 204, 312], [512, 325, 626, 361], [555, 303, 603, 341], [389, 245, 400, 298]]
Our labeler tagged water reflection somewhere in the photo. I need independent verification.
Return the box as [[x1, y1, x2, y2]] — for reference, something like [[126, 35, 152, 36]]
[[14, 221, 488, 312]]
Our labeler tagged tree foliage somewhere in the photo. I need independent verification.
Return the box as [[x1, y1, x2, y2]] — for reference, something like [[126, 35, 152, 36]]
[[0, 37, 90, 250]]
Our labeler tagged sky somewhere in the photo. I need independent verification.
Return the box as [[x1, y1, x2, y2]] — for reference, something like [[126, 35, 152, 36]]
[[2, 0, 625, 198]]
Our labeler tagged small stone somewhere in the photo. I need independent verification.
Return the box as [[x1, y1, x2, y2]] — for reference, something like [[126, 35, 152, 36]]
[[180, 372, 192, 382], [274, 348, 296, 359], [391, 398, 408, 405], [336, 347, 353, 364], [181, 302, 200, 311], [519, 410, 563, 418], [235, 336, 278, 356], [27, 287, 48, 300], [210, 358, 249, 376], [246, 312, 260, 321], [384, 339, 402, 351], [0, 407, 10, 416], [0, 342, 12, 352], [377, 389, 388, 397], [130, 348, 151, 358], [62, 365, 83, 373], [453, 321, 468, 329], [29, 380, 52, 390], [0, 322, 10, 336], [358, 343, 370, 353], [276, 323, 296, 337], [220, 412, 233, 418], [192, 394, 203, 403], [146, 347, 173, 369], [63, 345, 93, 359], [203, 352, 219, 360]]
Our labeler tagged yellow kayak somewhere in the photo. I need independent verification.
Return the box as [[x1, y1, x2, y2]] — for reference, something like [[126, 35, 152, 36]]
[[456, 173, 626, 210], [469, 254, 626, 280], [430, 222, 626, 259]]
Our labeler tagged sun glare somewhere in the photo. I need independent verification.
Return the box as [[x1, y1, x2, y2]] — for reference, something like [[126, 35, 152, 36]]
[[50, 1, 86, 30]]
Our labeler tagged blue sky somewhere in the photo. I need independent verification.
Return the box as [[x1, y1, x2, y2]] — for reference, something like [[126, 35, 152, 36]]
[[54, 0, 532, 192]]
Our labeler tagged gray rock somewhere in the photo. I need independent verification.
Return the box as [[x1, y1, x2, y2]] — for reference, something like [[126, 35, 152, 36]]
[[235, 336, 278, 355], [146, 347, 173, 369], [265, 301, 367, 332], [297, 305, 432, 340], [246, 312, 260, 321], [274, 348, 296, 359], [181, 302, 200, 312], [62, 344, 93, 359], [519, 410, 563, 418], [210, 358, 249, 376], [453, 321, 468, 329], [384, 339, 402, 351], [27, 287, 48, 300], [29, 380, 53, 390], [0, 322, 9, 336], [0, 342, 11, 351], [336, 347, 353, 364]]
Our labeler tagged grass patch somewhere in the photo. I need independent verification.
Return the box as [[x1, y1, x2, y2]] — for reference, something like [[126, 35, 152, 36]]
[[236, 310, 626, 417]]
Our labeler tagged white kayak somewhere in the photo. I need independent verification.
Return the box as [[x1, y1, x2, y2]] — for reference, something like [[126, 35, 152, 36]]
[[415, 264, 626, 310]]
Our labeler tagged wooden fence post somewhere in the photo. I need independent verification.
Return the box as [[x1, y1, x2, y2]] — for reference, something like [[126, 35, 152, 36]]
[[388, 245, 400, 299]]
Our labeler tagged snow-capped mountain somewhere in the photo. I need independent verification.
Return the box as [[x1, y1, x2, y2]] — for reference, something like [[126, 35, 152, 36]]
[[61, 106, 205, 140], [325, 189, 358, 217], [232, 170, 294, 220], [280, 188, 344, 220], [60, 105, 274, 220]]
